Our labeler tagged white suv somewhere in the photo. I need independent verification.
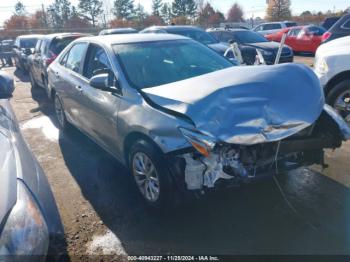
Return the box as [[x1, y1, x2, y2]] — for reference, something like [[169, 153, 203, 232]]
[[253, 21, 297, 36], [315, 36, 350, 123]]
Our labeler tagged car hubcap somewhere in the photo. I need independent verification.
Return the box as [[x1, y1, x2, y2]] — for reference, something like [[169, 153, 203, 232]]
[[55, 96, 64, 127], [132, 152, 160, 202], [334, 90, 350, 125]]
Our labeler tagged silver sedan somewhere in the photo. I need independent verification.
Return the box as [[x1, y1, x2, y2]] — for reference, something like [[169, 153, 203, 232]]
[[47, 34, 350, 209]]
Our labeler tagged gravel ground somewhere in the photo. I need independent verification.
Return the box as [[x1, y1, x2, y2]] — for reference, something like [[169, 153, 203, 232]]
[[4, 57, 350, 259]]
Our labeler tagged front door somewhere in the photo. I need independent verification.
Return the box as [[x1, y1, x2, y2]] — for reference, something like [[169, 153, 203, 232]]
[[79, 44, 121, 157]]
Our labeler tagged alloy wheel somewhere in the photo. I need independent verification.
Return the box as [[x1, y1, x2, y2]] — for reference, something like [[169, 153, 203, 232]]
[[132, 152, 160, 202], [333, 90, 350, 125], [54, 96, 65, 128]]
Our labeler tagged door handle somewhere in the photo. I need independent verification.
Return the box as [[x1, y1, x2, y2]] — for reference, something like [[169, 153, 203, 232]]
[[75, 85, 82, 92]]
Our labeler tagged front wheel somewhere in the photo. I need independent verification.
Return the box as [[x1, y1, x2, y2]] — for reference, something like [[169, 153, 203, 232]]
[[129, 139, 175, 210], [326, 79, 350, 125], [29, 71, 38, 88]]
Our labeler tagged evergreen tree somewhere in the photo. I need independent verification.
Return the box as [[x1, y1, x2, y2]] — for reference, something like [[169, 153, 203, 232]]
[[161, 3, 172, 24], [135, 3, 147, 25], [266, 0, 291, 21], [152, 0, 163, 16], [47, 0, 72, 28], [78, 0, 103, 26], [114, 0, 134, 20], [14, 1, 26, 16], [172, 0, 197, 18]]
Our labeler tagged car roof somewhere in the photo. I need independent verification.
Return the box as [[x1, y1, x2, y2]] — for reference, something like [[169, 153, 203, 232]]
[[100, 28, 137, 33], [145, 25, 203, 32], [17, 34, 43, 39], [209, 29, 248, 33], [78, 33, 189, 45], [42, 32, 90, 41]]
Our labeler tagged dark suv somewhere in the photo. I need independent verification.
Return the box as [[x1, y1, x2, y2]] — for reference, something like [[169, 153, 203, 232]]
[[322, 13, 350, 43], [28, 33, 88, 97], [13, 35, 42, 72]]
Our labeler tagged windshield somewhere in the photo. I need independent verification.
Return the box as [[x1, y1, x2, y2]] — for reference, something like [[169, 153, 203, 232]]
[[113, 40, 233, 89], [170, 29, 219, 45], [19, 38, 38, 48], [233, 31, 268, 43]]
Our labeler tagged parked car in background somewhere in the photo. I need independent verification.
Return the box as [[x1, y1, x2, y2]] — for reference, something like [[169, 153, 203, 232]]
[[315, 36, 350, 123], [208, 29, 293, 65], [0, 40, 14, 67], [28, 33, 89, 98], [0, 70, 62, 258], [322, 13, 350, 43], [253, 21, 297, 36], [321, 16, 341, 30], [13, 35, 42, 72], [266, 25, 326, 54], [140, 26, 231, 57], [48, 34, 350, 209], [99, 28, 137, 35]]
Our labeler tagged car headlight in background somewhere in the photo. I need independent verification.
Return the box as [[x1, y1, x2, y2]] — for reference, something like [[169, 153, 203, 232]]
[[179, 127, 216, 157], [315, 57, 329, 75], [0, 180, 49, 257], [260, 49, 273, 56]]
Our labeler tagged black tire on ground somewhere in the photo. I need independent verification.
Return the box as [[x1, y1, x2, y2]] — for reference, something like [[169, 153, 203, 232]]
[[29, 71, 38, 88], [54, 94, 70, 131], [326, 79, 350, 109], [129, 139, 176, 210]]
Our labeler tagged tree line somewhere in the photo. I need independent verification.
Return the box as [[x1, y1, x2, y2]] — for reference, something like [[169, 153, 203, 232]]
[[3, 0, 349, 36], [4, 0, 246, 33]]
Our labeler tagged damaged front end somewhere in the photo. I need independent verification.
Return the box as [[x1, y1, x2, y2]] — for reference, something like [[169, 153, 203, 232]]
[[175, 106, 347, 191]]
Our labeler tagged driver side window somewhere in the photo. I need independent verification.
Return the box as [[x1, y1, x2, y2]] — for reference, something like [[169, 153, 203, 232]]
[[83, 44, 112, 79]]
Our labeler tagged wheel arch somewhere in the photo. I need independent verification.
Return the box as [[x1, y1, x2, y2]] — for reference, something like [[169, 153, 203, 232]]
[[325, 70, 350, 96], [123, 131, 164, 166]]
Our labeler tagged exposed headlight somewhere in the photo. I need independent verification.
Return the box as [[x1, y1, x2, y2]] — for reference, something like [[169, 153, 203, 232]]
[[179, 127, 216, 157], [315, 57, 329, 75], [0, 180, 49, 257]]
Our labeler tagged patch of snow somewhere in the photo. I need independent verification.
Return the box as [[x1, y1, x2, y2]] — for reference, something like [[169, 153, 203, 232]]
[[87, 229, 127, 256], [21, 116, 59, 141]]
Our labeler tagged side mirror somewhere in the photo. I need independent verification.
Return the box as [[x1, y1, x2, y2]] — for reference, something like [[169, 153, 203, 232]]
[[89, 73, 120, 94], [0, 72, 15, 99]]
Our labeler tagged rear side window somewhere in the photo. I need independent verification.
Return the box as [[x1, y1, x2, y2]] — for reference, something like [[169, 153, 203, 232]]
[[307, 26, 326, 36], [63, 43, 88, 73], [342, 19, 350, 29], [263, 24, 282, 30], [83, 44, 112, 79], [285, 22, 297, 27], [49, 36, 81, 56]]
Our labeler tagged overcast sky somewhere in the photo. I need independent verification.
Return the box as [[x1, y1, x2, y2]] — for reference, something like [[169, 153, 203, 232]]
[[0, 0, 349, 26]]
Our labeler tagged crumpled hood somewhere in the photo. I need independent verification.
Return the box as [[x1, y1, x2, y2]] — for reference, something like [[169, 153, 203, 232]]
[[143, 63, 325, 145]]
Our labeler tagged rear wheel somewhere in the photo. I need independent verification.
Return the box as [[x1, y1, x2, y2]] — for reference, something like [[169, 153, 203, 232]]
[[54, 94, 70, 131], [29, 71, 38, 88], [326, 79, 350, 125], [129, 139, 175, 210]]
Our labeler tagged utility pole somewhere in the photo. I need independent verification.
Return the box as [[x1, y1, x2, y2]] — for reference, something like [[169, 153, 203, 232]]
[[42, 4, 48, 29]]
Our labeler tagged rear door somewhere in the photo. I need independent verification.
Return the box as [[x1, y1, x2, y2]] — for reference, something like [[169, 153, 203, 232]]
[[78, 43, 121, 156], [53, 42, 88, 129]]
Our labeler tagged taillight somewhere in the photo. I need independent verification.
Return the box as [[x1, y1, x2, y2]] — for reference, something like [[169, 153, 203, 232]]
[[44, 51, 57, 66], [322, 32, 332, 42]]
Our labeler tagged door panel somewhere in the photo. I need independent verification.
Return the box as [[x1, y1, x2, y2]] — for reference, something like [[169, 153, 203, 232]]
[[79, 44, 121, 156]]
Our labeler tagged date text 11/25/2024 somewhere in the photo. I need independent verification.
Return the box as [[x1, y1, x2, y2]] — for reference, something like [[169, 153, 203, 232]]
[[128, 256, 220, 261]]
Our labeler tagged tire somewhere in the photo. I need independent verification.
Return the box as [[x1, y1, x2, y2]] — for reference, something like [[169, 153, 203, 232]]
[[29, 71, 38, 88], [129, 139, 175, 210], [54, 94, 70, 131], [326, 79, 350, 123]]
